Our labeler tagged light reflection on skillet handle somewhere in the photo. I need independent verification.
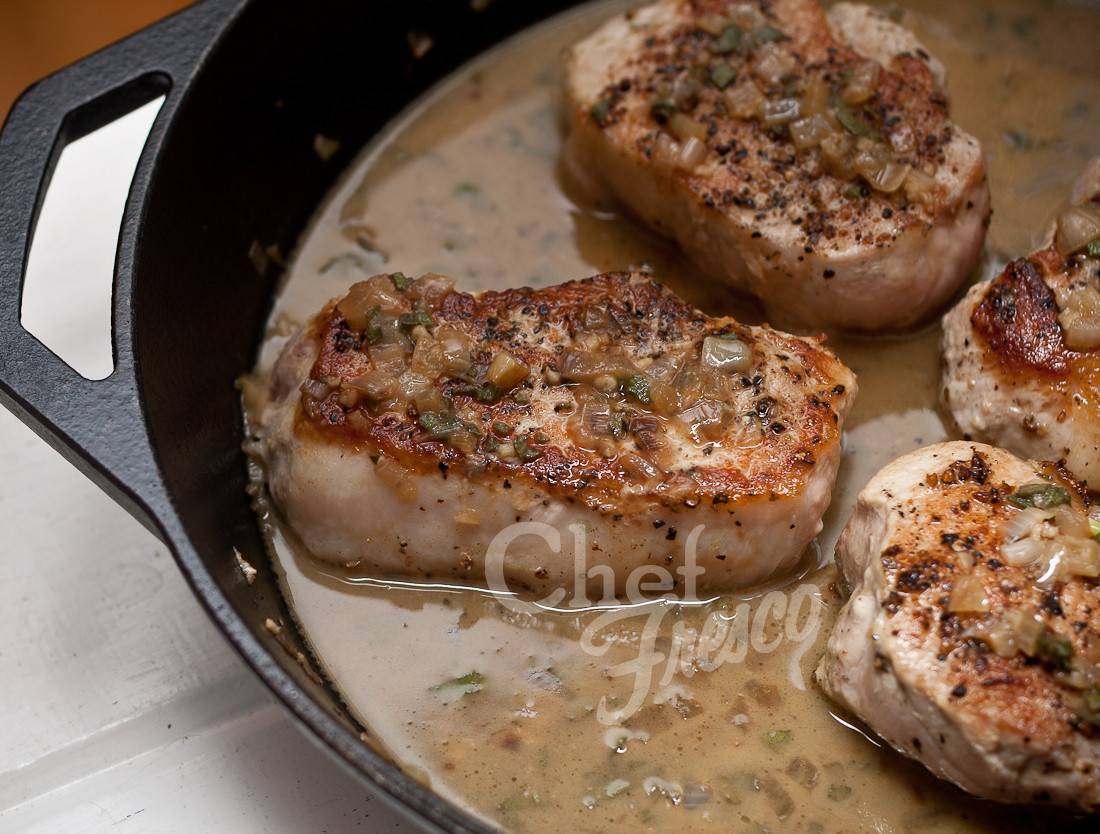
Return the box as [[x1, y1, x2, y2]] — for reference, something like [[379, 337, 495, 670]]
[[0, 0, 245, 539]]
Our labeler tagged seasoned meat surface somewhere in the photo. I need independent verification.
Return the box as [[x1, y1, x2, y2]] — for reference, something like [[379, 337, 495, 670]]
[[563, 0, 989, 333], [941, 246, 1100, 486], [818, 441, 1100, 810], [257, 271, 856, 598]]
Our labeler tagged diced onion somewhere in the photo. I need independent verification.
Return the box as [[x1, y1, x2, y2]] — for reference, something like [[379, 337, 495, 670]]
[[413, 386, 446, 415], [339, 277, 402, 328], [701, 335, 753, 372], [1054, 504, 1092, 539], [560, 348, 638, 383], [842, 61, 880, 105], [789, 114, 834, 150], [868, 161, 910, 193], [646, 376, 681, 417], [1057, 535, 1100, 578], [679, 398, 734, 444], [1002, 505, 1049, 543], [669, 112, 708, 143], [852, 139, 890, 181], [410, 334, 445, 378], [947, 574, 989, 613], [346, 369, 398, 402], [1005, 610, 1043, 657], [1000, 535, 1045, 567], [654, 133, 704, 170], [1057, 284, 1100, 348], [1062, 314, 1100, 350], [1055, 202, 1100, 255], [964, 618, 1016, 658], [408, 272, 456, 310], [903, 167, 938, 205], [820, 132, 856, 179], [370, 342, 409, 377], [723, 80, 766, 119], [299, 377, 332, 401], [675, 135, 708, 169], [487, 351, 529, 390], [800, 75, 829, 118], [759, 98, 801, 127], [751, 42, 796, 83]]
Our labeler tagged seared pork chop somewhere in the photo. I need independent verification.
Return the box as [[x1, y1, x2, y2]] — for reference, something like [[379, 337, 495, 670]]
[[256, 271, 856, 598], [818, 441, 1100, 810], [941, 167, 1100, 485], [563, 0, 989, 333]]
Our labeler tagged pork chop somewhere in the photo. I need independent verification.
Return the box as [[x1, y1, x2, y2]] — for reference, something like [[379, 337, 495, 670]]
[[562, 0, 989, 333], [941, 167, 1100, 486], [255, 271, 856, 600], [818, 441, 1100, 810]]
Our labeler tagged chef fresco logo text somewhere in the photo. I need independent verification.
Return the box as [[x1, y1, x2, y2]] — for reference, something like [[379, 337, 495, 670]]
[[483, 522, 824, 724]]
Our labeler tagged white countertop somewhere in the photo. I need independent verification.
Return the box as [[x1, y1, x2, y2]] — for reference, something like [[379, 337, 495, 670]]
[[0, 92, 414, 834]]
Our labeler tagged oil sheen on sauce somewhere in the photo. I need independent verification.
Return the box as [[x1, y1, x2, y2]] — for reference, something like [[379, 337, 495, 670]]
[[247, 1, 1100, 831]]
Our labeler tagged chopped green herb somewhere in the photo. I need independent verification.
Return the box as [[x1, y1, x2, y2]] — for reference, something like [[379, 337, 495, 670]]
[[418, 408, 477, 440], [492, 422, 511, 436], [844, 185, 863, 199], [609, 411, 628, 439], [707, 23, 743, 55], [624, 374, 652, 405], [553, 402, 573, 413], [1088, 236, 1100, 258], [650, 94, 679, 122], [452, 381, 500, 403], [433, 671, 484, 695], [514, 436, 543, 462], [1003, 129, 1033, 150], [399, 310, 436, 330], [834, 98, 881, 141], [755, 26, 786, 43], [1008, 482, 1072, 509], [1086, 683, 1100, 714], [512, 389, 531, 404], [765, 729, 791, 749], [590, 97, 615, 127], [1036, 626, 1074, 671], [828, 785, 853, 801], [359, 305, 385, 344], [1090, 517, 1100, 542], [391, 271, 409, 290], [709, 61, 737, 90], [534, 432, 551, 444], [484, 436, 501, 453]]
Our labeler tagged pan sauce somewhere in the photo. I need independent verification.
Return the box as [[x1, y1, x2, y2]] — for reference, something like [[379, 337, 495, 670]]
[[247, 1, 1100, 830]]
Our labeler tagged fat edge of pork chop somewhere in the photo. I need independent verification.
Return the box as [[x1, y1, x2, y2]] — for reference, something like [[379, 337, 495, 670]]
[[257, 271, 856, 600], [818, 441, 1100, 810], [562, 0, 989, 333]]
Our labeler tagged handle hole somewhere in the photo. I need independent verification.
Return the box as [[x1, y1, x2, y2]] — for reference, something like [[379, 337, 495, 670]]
[[21, 96, 164, 381]]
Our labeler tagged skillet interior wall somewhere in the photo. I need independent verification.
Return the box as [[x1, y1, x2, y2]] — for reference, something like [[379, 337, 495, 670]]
[[128, 0, 584, 778]]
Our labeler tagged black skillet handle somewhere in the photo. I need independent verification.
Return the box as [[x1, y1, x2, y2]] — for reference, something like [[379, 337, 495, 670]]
[[0, 0, 243, 537]]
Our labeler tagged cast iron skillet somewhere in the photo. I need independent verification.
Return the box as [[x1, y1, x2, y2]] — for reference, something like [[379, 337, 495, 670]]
[[0, 0, 585, 830]]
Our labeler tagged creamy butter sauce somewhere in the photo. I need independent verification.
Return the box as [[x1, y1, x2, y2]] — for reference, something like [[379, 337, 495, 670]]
[[248, 1, 1100, 830]]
